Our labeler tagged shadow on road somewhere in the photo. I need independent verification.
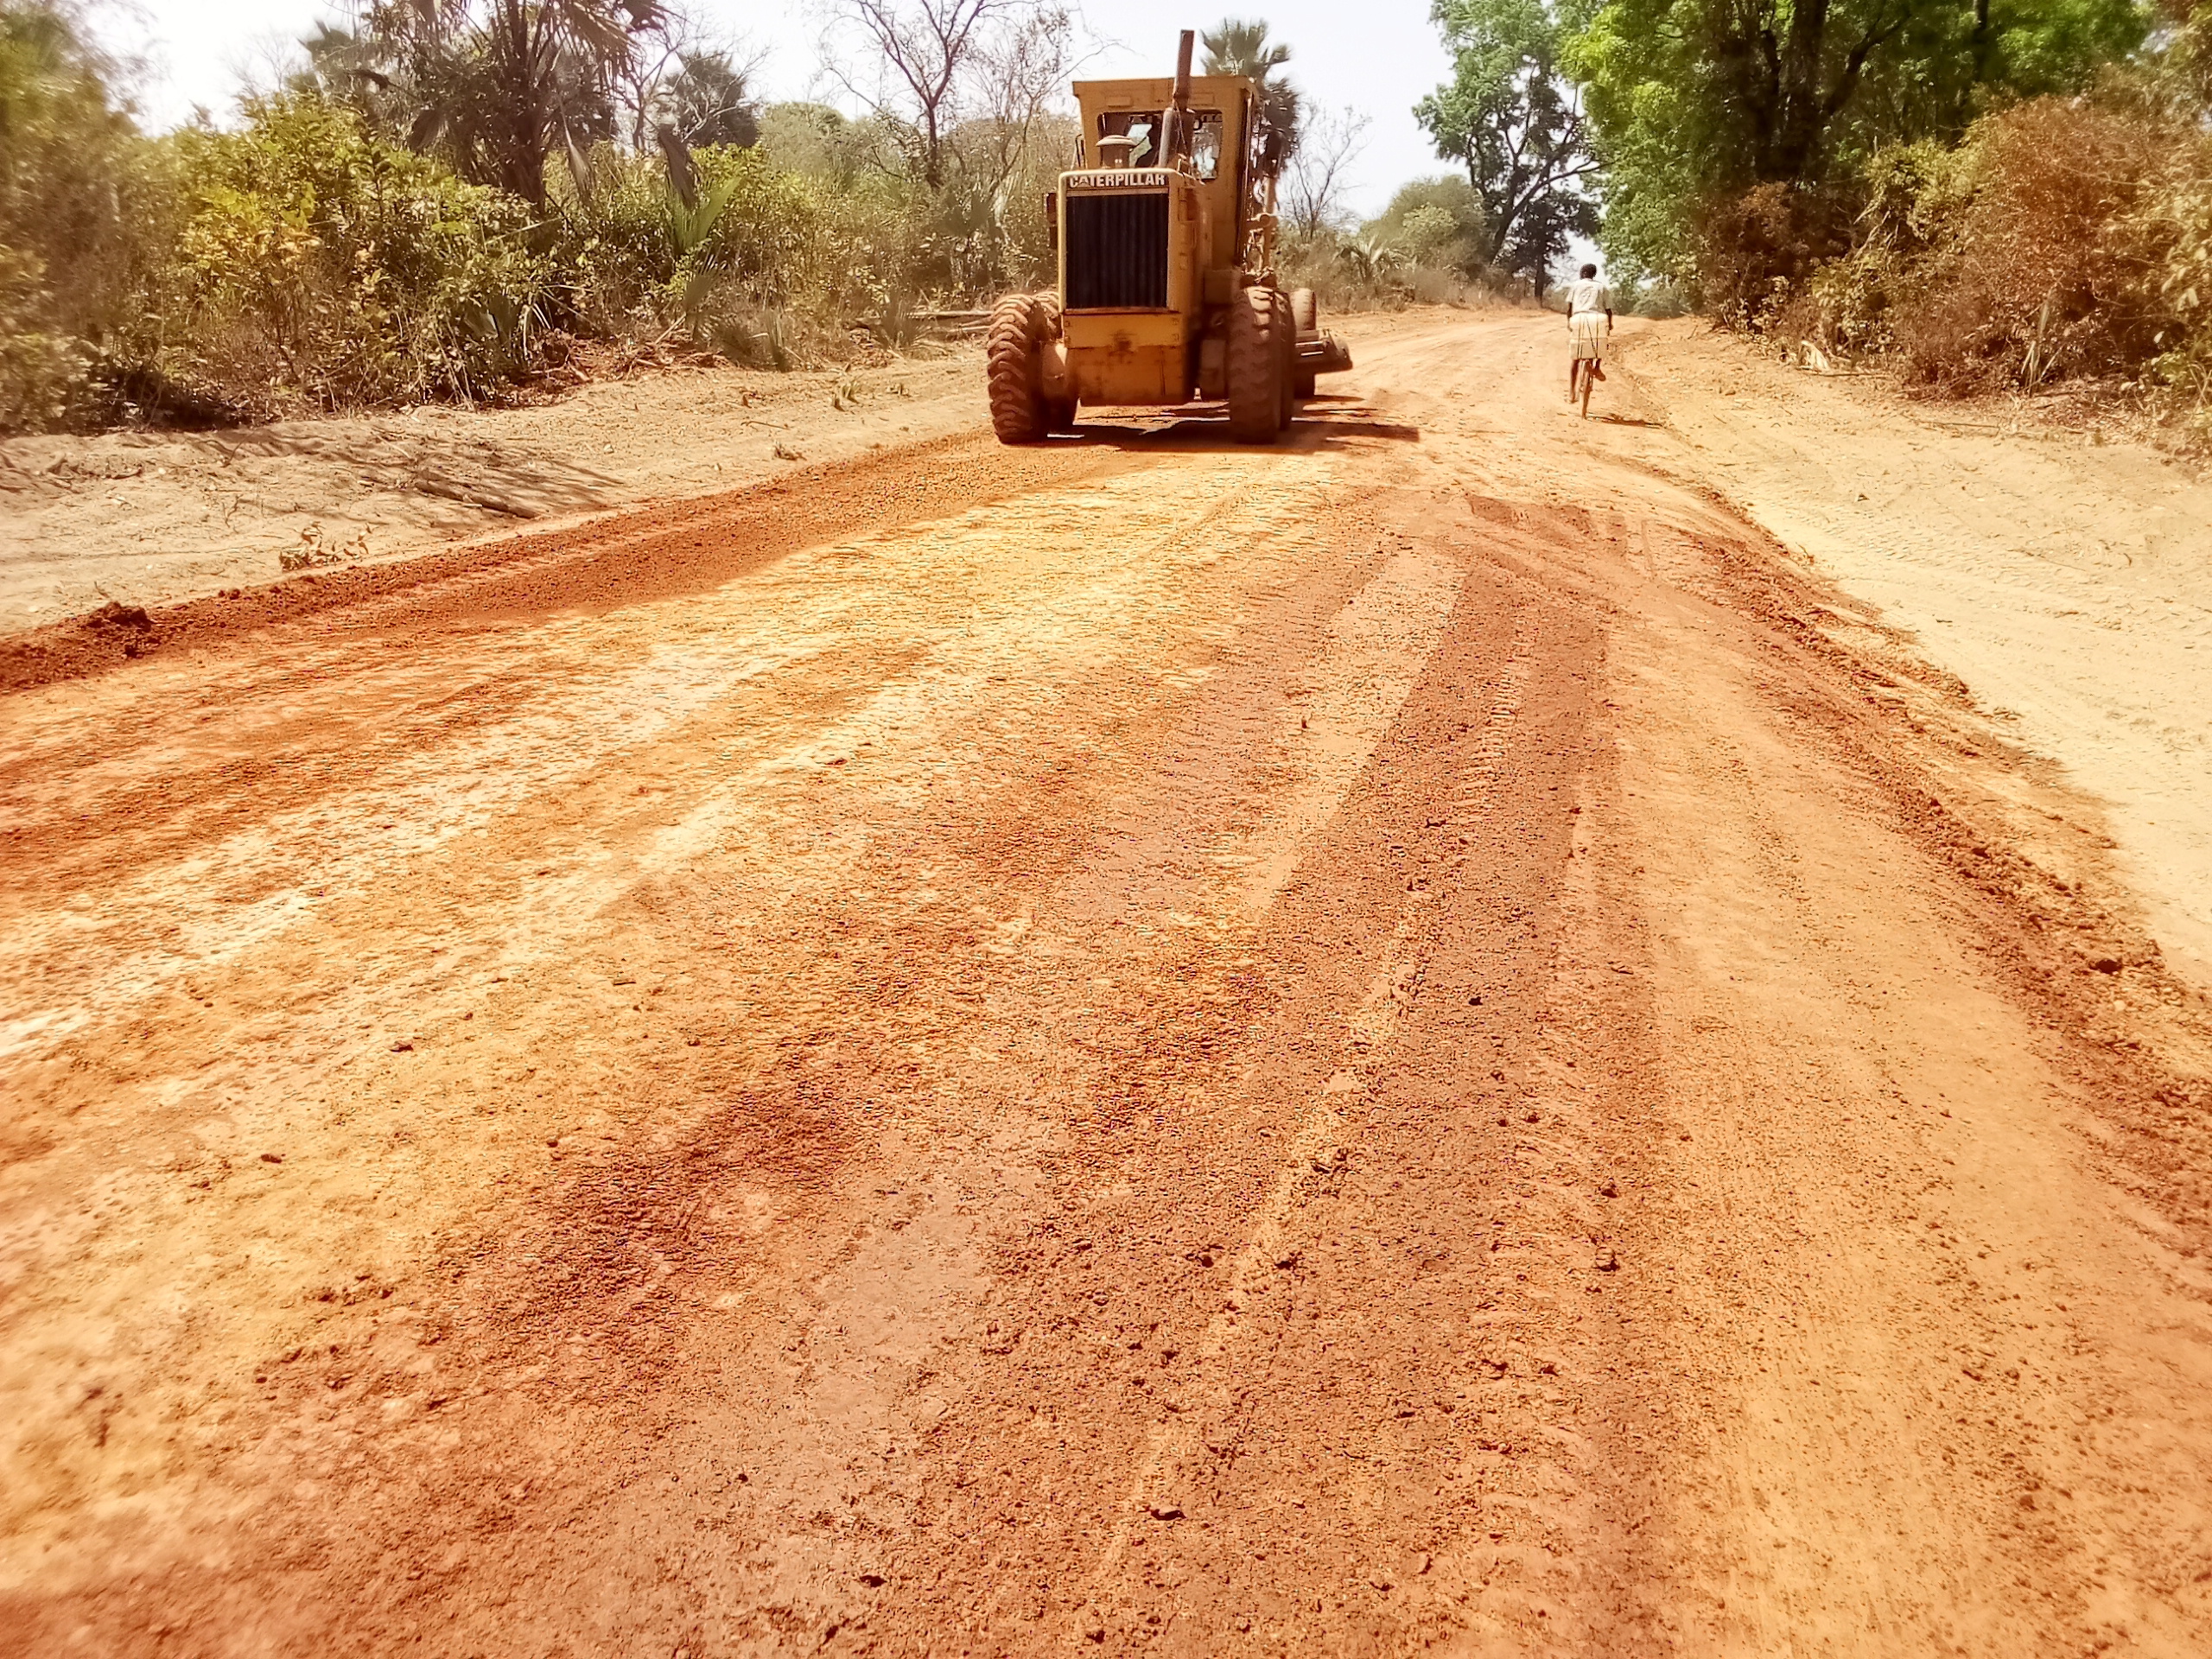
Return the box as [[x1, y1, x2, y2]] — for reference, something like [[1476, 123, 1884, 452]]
[[1052, 400, 1421, 453], [181, 422, 626, 520]]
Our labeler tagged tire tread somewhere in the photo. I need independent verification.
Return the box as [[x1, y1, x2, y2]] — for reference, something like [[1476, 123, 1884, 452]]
[[987, 294, 1046, 444], [1226, 285, 1281, 443]]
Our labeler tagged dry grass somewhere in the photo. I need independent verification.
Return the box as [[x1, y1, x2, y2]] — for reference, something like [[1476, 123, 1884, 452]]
[[1701, 92, 2212, 450]]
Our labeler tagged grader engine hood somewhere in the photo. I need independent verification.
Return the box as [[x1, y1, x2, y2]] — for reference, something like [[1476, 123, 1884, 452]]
[[1060, 172, 1175, 311]]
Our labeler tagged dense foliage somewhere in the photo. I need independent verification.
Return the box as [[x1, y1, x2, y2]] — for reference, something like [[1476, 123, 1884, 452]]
[[1789, 86, 2212, 434], [0, 3, 166, 425], [0, 0, 1068, 431], [1562, 0, 2212, 436], [1568, 0, 2148, 285], [167, 98, 552, 411]]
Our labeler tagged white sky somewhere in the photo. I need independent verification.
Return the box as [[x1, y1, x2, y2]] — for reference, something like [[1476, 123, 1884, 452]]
[[90, 0, 1457, 218]]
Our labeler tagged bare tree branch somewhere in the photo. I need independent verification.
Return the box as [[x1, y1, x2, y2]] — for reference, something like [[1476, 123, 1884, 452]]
[[971, 4, 1073, 196], [1281, 103, 1370, 239], [832, 0, 1041, 188]]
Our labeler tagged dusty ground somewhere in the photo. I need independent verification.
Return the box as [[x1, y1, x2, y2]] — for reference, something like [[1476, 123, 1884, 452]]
[[0, 353, 982, 629], [1623, 321, 2212, 984], [3, 310, 2211, 1656]]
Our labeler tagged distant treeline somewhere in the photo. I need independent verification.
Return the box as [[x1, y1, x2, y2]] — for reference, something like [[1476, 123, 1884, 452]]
[[7, 0, 2205, 436]]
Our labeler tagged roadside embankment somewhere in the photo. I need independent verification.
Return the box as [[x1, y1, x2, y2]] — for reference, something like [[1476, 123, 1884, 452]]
[[0, 353, 983, 632], [1615, 321, 2212, 988]]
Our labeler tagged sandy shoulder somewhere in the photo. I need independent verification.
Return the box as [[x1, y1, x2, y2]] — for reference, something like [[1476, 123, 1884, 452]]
[[0, 353, 984, 631], [1614, 320, 2212, 984]]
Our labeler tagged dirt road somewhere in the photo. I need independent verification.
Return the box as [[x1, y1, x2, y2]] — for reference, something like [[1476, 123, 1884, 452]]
[[1624, 325, 2212, 986], [4, 312, 2210, 1656]]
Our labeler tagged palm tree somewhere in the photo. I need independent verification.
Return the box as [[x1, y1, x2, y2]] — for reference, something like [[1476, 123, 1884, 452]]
[[661, 50, 759, 149], [1199, 19, 1285, 76], [360, 0, 670, 205], [1200, 17, 1300, 156]]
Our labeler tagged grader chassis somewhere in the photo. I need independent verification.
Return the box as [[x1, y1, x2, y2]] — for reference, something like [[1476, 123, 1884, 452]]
[[986, 30, 1351, 446]]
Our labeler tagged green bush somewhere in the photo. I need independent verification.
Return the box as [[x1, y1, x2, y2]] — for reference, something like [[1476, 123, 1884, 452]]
[[0, 5, 1079, 432], [164, 96, 551, 414], [553, 140, 930, 362], [1366, 176, 1486, 276]]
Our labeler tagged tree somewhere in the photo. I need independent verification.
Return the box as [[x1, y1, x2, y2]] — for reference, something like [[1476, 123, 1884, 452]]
[[356, 0, 673, 205], [1414, 0, 1596, 287], [293, 22, 405, 128], [1201, 17, 1301, 155], [1567, 0, 2148, 280], [1281, 103, 1369, 239], [967, 3, 1077, 197], [832, 0, 1070, 191], [1498, 164, 1593, 296], [658, 50, 760, 149]]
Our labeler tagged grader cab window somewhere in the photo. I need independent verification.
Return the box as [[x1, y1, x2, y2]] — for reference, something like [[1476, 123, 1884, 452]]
[[1189, 112, 1224, 180], [1096, 111, 1162, 167], [1094, 110, 1224, 180]]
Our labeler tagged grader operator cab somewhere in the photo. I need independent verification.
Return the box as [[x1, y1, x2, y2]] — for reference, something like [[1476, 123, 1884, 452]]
[[985, 29, 1353, 445]]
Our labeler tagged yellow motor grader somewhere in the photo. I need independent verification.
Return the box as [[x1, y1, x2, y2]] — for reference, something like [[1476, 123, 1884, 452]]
[[985, 29, 1353, 444]]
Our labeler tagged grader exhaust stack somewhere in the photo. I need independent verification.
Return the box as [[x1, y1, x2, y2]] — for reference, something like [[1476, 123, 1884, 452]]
[[1164, 29, 1194, 167], [983, 29, 1354, 445]]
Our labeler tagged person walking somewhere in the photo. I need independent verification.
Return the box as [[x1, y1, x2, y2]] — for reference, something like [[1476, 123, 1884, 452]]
[[1566, 263, 1614, 417]]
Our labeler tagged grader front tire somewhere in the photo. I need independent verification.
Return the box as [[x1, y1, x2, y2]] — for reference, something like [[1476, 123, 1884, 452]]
[[1226, 285, 1283, 443], [1029, 292, 1078, 432], [987, 294, 1048, 444]]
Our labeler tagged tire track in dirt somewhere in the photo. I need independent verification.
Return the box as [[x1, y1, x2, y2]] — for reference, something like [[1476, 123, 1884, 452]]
[[5, 315, 2212, 1657], [0, 454, 1319, 1068], [1071, 602, 1539, 1638], [0, 435, 1393, 1649]]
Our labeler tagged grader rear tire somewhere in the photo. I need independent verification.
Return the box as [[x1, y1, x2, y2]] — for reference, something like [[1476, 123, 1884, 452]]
[[1273, 288, 1299, 429], [1226, 285, 1282, 443], [1289, 286, 1320, 397], [987, 294, 1048, 444]]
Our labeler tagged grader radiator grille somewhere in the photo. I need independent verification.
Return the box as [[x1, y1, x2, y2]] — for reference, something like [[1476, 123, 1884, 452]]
[[1065, 192, 1170, 309]]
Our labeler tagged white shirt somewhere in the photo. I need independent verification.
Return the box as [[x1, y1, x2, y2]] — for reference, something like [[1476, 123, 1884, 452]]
[[1567, 278, 1611, 317]]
